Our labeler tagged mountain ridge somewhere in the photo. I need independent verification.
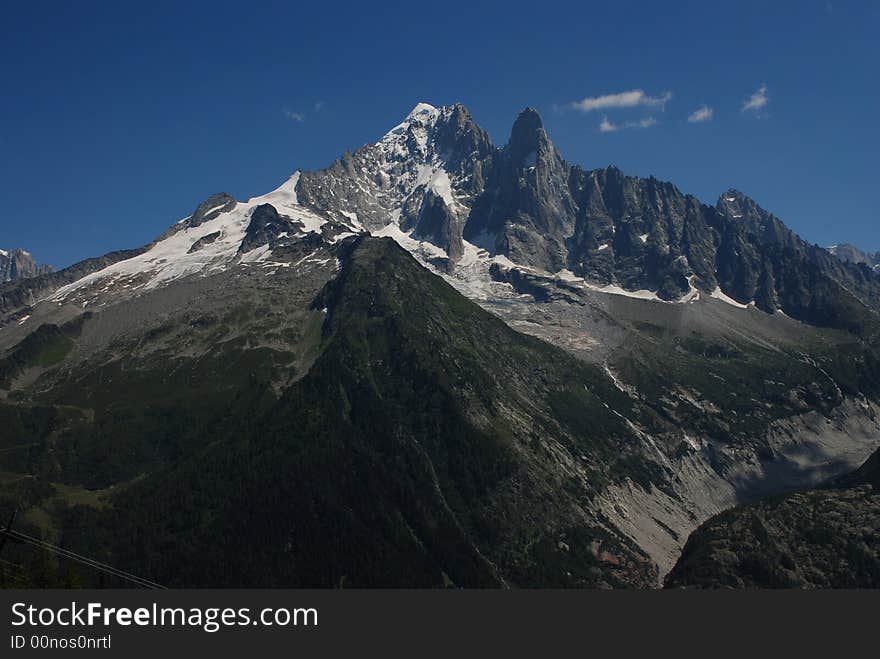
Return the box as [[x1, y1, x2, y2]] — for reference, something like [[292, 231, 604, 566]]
[[3, 102, 877, 333]]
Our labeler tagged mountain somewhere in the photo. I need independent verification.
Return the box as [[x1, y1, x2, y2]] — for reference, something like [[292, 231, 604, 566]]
[[665, 446, 880, 589], [0, 237, 660, 587], [0, 248, 53, 283], [0, 103, 878, 587], [299, 104, 880, 333], [829, 243, 880, 272]]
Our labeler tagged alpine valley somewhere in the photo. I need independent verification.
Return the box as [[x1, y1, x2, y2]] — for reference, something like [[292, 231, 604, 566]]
[[1, 103, 878, 588]]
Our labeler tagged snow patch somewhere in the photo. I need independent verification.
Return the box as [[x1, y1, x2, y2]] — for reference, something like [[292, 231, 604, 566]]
[[200, 202, 231, 218], [494, 254, 531, 271], [680, 275, 701, 304], [339, 210, 362, 229], [710, 287, 750, 309], [586, 283, 661, 301], [603, 363, 629, 393], [238, 244, 272, 264], [555, 269, 583, 283], [374, 224, 449, 260], [550, 270, 702, 304], [426, 169, 455, 207], [380, 103, 440, 152]]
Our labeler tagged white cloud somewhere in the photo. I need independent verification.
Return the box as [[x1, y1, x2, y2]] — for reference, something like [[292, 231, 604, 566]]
[[283, 109, 305, 122], [687, 105, 714, 123], [599, 116, 617, 133], [314, 100, 325, 112], [742, 84, 769, 113], [571, 89, 672, 112], [599, 115, 658, 133]]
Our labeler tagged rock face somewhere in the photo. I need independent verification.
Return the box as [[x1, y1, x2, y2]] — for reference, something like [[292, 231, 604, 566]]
[[186, 193, 237, 229], [296, 103, 494, 240], [665, 447, 880, 589], [713, 191, 880, 331], [187, 231, 221, 254], [465, 108, 576, 273], [0, 249, 53, 283], [829, 243, 880, 271], [563, 167, 709, 299], [238, 204, 304, 253], [413, 188, 464, 263]]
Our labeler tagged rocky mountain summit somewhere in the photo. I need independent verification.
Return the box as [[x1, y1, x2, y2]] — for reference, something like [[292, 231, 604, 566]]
[[0, 248, 53, 283], [0, 102, 878, 588]]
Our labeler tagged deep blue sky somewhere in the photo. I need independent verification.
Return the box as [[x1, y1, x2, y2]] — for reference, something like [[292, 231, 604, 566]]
[[1, 0, 877, 268]]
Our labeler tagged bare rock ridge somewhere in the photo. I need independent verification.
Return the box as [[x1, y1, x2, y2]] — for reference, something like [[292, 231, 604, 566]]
[[0, 248, 53, 283]]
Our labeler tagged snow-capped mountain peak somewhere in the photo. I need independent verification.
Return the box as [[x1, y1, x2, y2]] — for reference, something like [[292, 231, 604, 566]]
[[380, 102, 440, 145], [295, 102, 491, 244], [49, 171, 331, 307]]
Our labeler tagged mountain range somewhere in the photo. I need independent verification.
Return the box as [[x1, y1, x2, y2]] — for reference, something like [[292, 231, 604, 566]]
[[0, 103, 878, 588]]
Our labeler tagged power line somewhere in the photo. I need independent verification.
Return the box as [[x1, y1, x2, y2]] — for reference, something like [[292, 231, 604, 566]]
[[4, 529, 165, 589], [1, 528, 166, 589]]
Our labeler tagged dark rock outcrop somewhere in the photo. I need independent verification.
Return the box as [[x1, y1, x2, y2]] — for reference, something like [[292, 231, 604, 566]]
[[187, 231, 221, 254], [413, 189, 464, 262], [465, 108, 576, 273], [187, 193, 237, 229], [239, 204, 304, 253]]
